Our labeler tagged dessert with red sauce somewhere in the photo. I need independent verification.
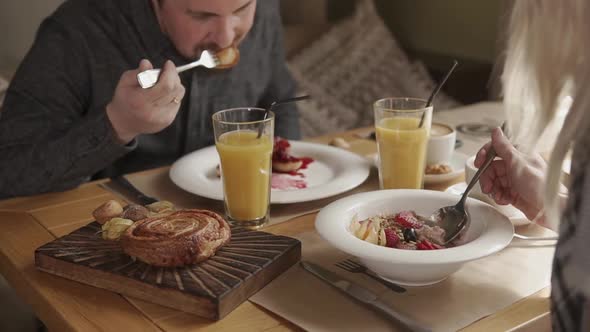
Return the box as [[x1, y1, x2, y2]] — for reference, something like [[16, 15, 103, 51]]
[[272, 137, 314, 174]]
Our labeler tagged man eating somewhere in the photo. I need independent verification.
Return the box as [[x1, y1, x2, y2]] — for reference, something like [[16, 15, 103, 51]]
[[0, 0, 300, 198]]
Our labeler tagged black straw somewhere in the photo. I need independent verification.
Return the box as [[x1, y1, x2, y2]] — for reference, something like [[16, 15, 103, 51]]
[[256, 95, 311, 138], [419, 60, 458, 128]]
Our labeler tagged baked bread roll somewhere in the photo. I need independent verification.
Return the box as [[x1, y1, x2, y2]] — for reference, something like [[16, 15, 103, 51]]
[[216, 46, 240, 69], [121, 209, 231, 267]]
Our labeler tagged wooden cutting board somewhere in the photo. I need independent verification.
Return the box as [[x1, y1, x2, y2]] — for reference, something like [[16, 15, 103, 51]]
[[35, 222, 301, 320]]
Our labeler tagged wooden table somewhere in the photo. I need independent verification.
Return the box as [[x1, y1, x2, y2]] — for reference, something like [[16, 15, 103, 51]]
[[0, 127, 550, 331]]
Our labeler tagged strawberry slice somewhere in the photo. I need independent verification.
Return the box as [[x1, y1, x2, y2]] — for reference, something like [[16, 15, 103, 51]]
[[384, 229, 400, 248], [416, 239, 444, 250], [416, 241, 432, 250], [429, 240, 445, 249], [394, 211, 423, 229]]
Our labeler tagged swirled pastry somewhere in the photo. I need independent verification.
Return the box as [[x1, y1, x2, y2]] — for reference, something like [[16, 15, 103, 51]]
[[121, 209, 231, 267]]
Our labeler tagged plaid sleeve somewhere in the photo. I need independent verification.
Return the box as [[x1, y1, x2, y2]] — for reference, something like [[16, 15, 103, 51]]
[[551, 145, 590, 331]]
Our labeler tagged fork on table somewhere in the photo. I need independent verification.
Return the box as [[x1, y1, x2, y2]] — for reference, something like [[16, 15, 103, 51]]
[[335, 259, 406, 293], [137, 50, 220, 89]]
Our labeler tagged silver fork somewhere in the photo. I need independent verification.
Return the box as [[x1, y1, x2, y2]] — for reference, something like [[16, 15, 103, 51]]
[[335, 259, 406, 293], [137, 50, 220, 89]]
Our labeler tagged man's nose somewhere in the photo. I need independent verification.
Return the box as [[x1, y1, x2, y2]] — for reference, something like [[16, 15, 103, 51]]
[[212, 16, 237, 49]]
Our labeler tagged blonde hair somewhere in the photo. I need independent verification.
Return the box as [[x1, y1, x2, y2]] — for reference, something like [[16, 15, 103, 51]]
[[502, 0, 590, 229]]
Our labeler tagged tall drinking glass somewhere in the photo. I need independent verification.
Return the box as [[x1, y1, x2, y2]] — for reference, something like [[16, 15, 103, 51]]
[[374, 97, 432, 189], [212, 108, 274, 229]]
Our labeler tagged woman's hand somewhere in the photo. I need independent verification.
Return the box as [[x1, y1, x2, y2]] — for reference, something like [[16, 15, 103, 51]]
[[106, 59, 185, 144], [475, 127, 547, 221]]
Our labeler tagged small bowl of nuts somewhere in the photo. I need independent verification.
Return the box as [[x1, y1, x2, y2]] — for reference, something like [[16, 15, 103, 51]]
[[423, 152, 468, 185]]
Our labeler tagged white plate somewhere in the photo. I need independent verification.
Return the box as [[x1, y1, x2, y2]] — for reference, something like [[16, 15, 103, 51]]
[[445, 182, 531, 226], [368, 151, 467, 184], [169, 141, 371, 204]]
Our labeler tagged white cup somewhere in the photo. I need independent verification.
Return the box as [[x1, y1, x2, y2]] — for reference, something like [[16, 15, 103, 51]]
[[426, 122, 456, 166]]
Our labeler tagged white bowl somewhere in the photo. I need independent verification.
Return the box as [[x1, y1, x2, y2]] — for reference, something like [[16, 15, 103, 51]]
[[315, 189, 514, 286]]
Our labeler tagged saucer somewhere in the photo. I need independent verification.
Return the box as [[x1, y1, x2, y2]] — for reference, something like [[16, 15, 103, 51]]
[[445, 182, 531, 226], [424, 152, 468, 184], [367, 152, 467, 185]]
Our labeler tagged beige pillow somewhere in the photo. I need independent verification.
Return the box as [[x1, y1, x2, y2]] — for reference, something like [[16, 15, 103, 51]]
[[288, 1, 460, 138]]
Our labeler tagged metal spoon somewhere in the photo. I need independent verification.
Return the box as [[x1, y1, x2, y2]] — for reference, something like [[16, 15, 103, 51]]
[[429, 124, 505, 245]]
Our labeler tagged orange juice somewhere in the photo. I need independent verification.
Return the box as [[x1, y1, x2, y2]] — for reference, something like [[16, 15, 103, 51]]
[[216, 130, 273, 221], [376, 117, 428, 189]]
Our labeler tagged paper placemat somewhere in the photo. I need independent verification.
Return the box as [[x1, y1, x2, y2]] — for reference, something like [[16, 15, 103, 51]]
[[250, 226, 555, 332]]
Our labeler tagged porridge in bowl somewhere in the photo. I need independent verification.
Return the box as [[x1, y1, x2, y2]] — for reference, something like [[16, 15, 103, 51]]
[[350, 210, 462, 250]]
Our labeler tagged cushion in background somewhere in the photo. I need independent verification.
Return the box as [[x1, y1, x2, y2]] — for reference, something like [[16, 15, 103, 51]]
[[287, 0, 460, 138]]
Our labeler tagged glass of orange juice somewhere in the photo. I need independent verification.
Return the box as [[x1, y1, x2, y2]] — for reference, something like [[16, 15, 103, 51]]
[[374, 97, 433, 189], [212, 108, 274, 228]]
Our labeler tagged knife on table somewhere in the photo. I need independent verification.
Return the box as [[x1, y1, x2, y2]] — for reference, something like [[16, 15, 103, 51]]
[[106, 175, 159, 205], [301, 261, 431, 332]]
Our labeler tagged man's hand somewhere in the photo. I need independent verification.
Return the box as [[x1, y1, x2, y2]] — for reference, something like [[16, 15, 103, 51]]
[[106, 59, 186, 144], [474, 127, 547, 221]]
